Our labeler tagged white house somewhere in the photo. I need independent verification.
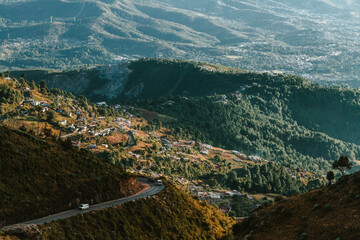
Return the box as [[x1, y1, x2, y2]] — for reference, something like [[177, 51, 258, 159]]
[[59, 120, 67, 126], [96, 102, 107, 107]]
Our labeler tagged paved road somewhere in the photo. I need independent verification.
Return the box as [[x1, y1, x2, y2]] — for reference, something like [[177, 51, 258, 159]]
[[125, 131, 135, 149], [2, 179, 164, 228]]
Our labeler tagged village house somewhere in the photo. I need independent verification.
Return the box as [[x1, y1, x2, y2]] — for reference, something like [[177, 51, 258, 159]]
[[200, 143, 212, 150], [77, 125, 87, 131], [248, 155, 261, 162], [114, 117, 131, 127], [216, 95, 228, 104], [30, 101, 40, 106], [40, 101, 49, 107], [96, 101, 107, 107], [233, 158, 242, 162], [208, 192, 221, 203], [59, 120, 67, 126], [200, 149, 209, 155], [88, 143, 96, 149], [72, 141, 81, 147], [62, 111, 72, 117], [69, 124, 76, 131]]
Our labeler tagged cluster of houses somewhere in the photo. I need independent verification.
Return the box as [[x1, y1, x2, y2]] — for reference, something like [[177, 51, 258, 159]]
[[200, 143, 212, 155], [128, 151, 143, 159], [21, 99, 49, 114], [215, 95, 228, 104], [114, 117, 131, 129], [189, 184, 242, 205], [200, 65, 217, 72], [231, 150, 269, 164]]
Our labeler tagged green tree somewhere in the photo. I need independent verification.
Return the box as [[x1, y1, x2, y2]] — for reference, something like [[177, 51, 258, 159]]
[[40, 80, 47, 89], [332, 156, 352, 176], [29, 81, 36, 90], [46, 111, 56, 123], [19, 78, 26, 86]]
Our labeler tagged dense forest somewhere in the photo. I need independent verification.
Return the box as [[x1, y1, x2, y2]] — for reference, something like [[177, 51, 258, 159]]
[[128, 59, 360, 172], [201, 162, 307, 196]]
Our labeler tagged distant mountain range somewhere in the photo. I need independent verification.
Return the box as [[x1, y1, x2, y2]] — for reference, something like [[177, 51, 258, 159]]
[[1, 0, 360, 84]]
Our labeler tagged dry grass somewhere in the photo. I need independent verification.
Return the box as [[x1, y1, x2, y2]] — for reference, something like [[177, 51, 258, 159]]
[[234, 172, 360, 240], [106, 133, 128, 145]]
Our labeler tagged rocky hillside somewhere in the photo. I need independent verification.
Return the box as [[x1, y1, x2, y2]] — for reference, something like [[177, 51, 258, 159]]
[[232, 172, 360, 240], [0, 124, 141, 226]]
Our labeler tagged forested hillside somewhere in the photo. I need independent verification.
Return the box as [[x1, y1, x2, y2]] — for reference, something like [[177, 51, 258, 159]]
[[15, 59, 360, 173], [126, 60, 360, 172], [0, 125, 140, 226]]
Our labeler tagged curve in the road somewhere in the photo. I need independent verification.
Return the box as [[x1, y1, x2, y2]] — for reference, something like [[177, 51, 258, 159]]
[[2, 179, 164, 228]]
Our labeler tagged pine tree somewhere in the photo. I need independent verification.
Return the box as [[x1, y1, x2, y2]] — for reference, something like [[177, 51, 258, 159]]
[[326, 171, 334, 185], [332, 156, 352, 176]]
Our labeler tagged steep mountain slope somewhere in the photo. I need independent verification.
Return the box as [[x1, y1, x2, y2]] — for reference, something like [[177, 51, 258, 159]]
[[0, 124, 141, 226], [0, 74, 236, 239], [232, 172, 360, 240], [2, 0, 360, 83]]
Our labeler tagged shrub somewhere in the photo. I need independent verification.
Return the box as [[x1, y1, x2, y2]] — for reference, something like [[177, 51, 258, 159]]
[[245, 234, 253, 240], [300, 232, 308, 240], [274, 196, 284, 202], [323, 204, 332, 211], [312, 204, 321, 211], [263, 200, 273, 207]]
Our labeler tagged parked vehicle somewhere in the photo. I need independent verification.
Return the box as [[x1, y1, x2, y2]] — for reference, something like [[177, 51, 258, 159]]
[[156, 180, 163, 186], [78, 203, 89, 210]]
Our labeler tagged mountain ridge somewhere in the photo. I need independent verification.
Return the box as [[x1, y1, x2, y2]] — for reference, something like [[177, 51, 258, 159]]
[[2, 0, 360, 84]]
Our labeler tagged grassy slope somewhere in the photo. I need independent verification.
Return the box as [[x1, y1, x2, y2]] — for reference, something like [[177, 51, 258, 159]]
[[38, 182, 235, 240], [0, 125, 140, 226], [233, 172, 360, 240]]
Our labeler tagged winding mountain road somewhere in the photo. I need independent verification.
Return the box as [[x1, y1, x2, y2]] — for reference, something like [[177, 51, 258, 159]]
[[2, 178, 164, 229], [125, 131, 135, 149]]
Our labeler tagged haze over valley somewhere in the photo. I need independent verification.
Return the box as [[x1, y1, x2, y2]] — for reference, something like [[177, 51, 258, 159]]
[[1, 0, 360, 84]]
